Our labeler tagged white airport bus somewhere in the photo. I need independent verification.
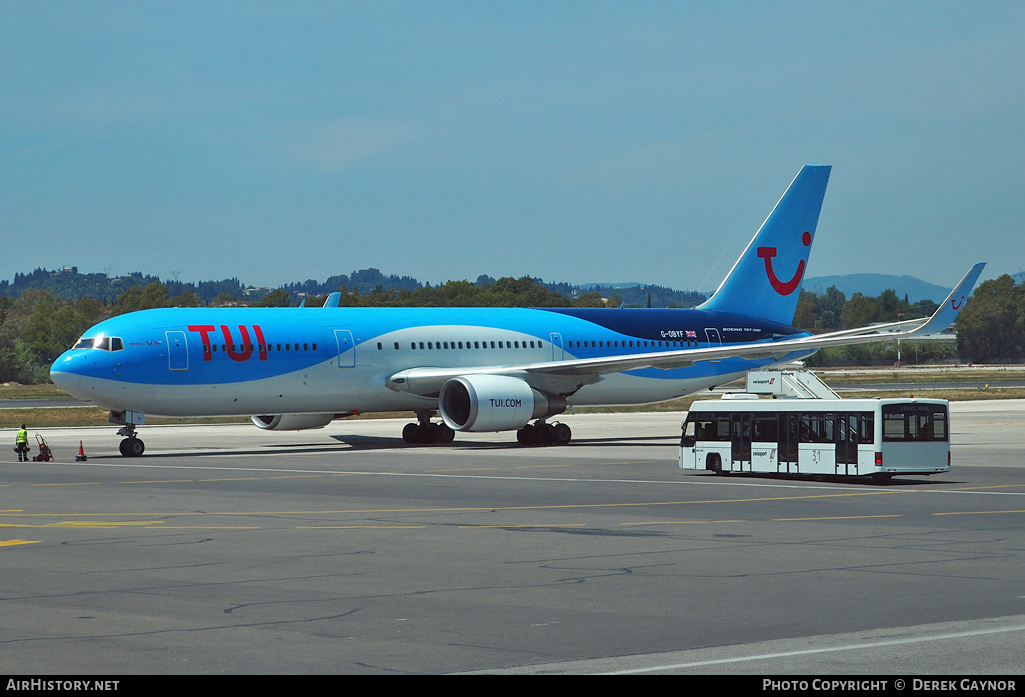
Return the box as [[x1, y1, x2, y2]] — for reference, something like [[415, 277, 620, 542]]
[[679, 397, 950, 483]]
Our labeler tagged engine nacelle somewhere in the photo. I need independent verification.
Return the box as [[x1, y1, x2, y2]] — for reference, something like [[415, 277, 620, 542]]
[[251, 413, 336, 431], [438, 375, 566, 432]]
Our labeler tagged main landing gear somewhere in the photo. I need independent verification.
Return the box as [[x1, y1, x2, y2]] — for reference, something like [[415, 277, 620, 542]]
[[516, 420, 572, 446], [402, 410, 455, 444], [117, 424, 145, 457], [399, 412, 572, 446]]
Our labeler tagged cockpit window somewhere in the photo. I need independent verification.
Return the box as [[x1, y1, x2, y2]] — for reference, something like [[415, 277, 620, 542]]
[[72, 336, 124, 352]]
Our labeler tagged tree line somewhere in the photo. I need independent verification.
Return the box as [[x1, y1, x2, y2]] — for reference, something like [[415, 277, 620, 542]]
[[3, 265, 705, 310]]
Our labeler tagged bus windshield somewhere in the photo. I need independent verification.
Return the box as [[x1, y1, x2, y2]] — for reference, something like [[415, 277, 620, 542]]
[[882, 403, 947, 442]]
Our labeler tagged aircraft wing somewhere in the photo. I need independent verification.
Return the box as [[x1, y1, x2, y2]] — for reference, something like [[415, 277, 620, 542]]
[[388, 263, 985, 397]]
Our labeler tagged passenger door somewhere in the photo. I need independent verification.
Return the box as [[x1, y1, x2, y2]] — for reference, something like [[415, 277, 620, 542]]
[[334, 329, 355, 368], [166, 331, 188, 371]]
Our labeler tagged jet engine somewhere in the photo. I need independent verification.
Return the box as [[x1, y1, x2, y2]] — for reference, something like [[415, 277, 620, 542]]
[[251, 413, 336, 431], [438, 375, 566, 432]]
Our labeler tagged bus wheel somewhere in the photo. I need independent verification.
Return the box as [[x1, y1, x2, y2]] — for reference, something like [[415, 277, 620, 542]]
[[871, 473, 893, 485], [707, 454, 723, 475]]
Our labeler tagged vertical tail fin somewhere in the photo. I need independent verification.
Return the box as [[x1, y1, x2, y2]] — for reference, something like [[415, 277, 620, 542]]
[[699, 165, 831, 325]]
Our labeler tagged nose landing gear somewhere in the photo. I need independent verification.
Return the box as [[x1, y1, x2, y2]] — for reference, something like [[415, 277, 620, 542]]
[[111, 411, 147, 457], [117, 425, 146, 457]]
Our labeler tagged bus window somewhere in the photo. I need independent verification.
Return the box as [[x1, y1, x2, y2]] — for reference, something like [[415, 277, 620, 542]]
[[714, 416, 731, 441], [801, 414, 835, 443], [753, 417, 778, 442], [859, 414, 874, 443], [931, 408, 947, 440], [681, 420, 697, 447]]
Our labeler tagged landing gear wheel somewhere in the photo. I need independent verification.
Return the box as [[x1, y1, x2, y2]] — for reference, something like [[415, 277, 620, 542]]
[[534, 423, 554, 446], [516, 427, 535, 445], [402, 412, 455, 445], [416, 423, 436, 443], [552, 422, 572, 446], [431, 423, 455, 443], [119, 437, 145, 458]]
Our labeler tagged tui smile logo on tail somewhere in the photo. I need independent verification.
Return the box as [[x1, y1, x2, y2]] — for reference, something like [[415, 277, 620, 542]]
[[757, 231, 812, 296]]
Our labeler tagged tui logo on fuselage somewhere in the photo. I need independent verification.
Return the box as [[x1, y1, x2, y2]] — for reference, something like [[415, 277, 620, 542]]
[[188, 324, 268, 362]]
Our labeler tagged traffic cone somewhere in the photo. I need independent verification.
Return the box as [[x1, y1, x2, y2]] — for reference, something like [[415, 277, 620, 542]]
[[76, 441, 88, 462]]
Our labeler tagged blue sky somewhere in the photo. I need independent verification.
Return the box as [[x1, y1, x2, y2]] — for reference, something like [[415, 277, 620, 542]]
[[2, 2, 1022, 292]]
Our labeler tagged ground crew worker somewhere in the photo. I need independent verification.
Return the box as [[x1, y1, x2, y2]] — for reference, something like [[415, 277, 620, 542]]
[[16, 424, 29, 461]]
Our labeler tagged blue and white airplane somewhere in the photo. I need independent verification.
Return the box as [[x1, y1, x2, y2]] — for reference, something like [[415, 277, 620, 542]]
[[50, 165, 984, 457]]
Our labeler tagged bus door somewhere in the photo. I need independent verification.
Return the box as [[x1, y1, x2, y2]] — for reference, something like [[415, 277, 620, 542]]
[[835, 413, 859, 475], [778, 413, 800, 472], [730, 413, 752, 471], [799, 413, 836, 475], [751, 416, 779, 471]]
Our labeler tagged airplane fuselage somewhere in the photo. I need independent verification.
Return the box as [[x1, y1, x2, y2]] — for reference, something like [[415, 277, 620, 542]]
[[51, 305, 812, 418]]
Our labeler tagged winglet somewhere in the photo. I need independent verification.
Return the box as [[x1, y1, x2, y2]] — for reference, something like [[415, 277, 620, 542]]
[[909, 262, 986, 336]]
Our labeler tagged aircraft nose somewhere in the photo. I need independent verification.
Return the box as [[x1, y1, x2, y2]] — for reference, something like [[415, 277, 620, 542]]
[[50, 352, 82, 394]]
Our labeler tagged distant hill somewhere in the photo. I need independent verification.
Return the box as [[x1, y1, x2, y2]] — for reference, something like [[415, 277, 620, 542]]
[[802, 274, 950, 303]]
